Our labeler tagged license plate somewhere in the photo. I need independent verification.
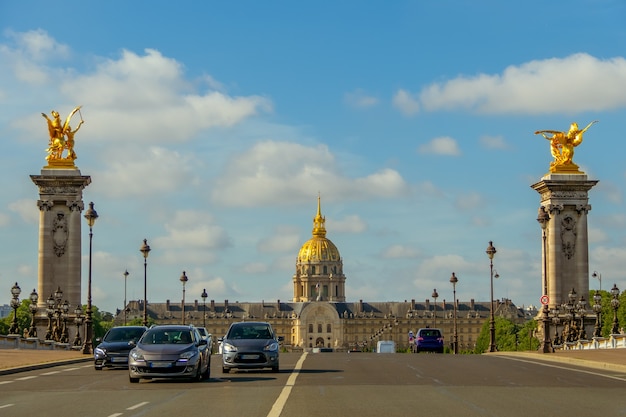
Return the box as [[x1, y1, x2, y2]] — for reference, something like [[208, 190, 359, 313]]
[[240, 354, 259, 360], [111, 357, 127, 363], [150, 361, 172, 368]]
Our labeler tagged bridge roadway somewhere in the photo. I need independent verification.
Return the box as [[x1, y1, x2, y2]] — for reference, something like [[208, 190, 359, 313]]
[[1, 350, 626, 416]]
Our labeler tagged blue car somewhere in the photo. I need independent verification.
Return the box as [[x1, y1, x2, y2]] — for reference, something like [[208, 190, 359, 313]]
[[94, 326, 147, 370], [415, 328, 444, 353]]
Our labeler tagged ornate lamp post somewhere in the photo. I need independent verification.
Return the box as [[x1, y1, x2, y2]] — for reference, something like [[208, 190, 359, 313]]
[[486, 241, 497, 352], [593, 290, 603, 338], [74, 305, 84, 346], [592, 271, 602, 291], [53, 286, 63, 341], [550, 307, 561, 346], [180, 271, 188, 325], [610, 283, 620, 334], [60, 300, 70, 343], [28, 289, 39, 338], [431, 289, 438, 328], [577, 296, 587, 340], [123, 270, 129, 325], [8, 282, 21, 335], [537, 207, 552, 353], [450, 272, 458, 354], [201, 288, 208, 328], [45, 294, 55, 340], [82, 201, 98, 354], [140, 239, 151, 327]]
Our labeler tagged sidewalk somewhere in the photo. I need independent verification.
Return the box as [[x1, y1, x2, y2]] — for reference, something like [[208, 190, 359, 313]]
[[492, 348, 626, 373], [0, 348, 91, 375]]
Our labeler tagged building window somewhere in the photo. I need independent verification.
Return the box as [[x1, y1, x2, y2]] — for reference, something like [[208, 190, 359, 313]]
[[323, 265, 328, 274], [318, 324, 322, 333], [308, 324, 313, 333], [327, 324, 331, 333]]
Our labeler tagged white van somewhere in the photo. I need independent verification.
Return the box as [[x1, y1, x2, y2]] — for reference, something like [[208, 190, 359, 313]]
[[376, 340, 396, 353]]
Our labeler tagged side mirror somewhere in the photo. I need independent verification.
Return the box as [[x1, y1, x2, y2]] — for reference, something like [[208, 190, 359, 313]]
[[277, 336, 284, 342], [218, 337, 224, 342]]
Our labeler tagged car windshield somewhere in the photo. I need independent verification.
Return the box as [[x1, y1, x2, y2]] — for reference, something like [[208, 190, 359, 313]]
[[420, 330, 441, 338], [228, 324, 272, 340], [103, 327, 145, 343], [143, 329, 194, 344]]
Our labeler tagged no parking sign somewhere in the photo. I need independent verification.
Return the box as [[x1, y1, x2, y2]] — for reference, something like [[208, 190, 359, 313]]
[[540, 295, 550, 305]]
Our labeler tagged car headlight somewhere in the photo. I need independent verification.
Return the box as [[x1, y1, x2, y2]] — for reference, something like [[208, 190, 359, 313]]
[[264, 342, 279, 352], [222, 342, 237, 353], [94, 347, 106, 356], [179, 350, 197, 360], [130, 350, 144, 361]]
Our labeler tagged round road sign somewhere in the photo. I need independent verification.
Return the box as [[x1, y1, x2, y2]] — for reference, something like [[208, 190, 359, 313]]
[[540, 295, 549, 305]]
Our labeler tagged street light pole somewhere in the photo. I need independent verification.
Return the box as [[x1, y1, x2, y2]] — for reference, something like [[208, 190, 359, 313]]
[[592, 271, 602, 292], [486, 241, 497, 352], [180, 271, 188, 325], [28, 289, 38, 338], [537, 206, 552, 353], [201, 288, 208, 328], [593, 290, 602, 338], [140, 239, 151, 327], [82, 201, 98, 354], [8, 282, 21, 335], [450, 272, 458, 354], [123, 270, 129, 326], [431, 289, 438, 328], [611, 283, 620, 334]]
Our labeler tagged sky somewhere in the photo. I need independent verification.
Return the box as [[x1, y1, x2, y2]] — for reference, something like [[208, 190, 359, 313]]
[[1, 1, 625, 315]]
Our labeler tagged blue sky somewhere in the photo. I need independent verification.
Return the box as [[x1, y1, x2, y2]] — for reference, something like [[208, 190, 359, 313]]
[[1, 1, 625, 314]]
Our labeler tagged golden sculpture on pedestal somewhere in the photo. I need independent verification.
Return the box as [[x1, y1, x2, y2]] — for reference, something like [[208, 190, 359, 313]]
[[535, 121, 598, 173], [41, 106, 84, 167]]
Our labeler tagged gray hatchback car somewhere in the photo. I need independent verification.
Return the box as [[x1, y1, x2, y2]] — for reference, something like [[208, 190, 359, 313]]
[[128, 325, 210, 383], [220, 321, 283, 373]]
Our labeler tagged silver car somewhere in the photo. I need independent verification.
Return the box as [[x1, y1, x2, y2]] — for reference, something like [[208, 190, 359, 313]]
[[128, 325, 210, 383], [220, 321, 283, 373]]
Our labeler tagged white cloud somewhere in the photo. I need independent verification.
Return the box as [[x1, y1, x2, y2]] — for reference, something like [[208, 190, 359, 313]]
[[480, 135, 508, 150], [417, 136, 461, 156], [392, 89, 420, 116], [344, 89, 379, 108], [257, 226, 301, 253], [212, 140, 409, 207], [327, 215, 367, 233], [8, 199, 39, 224], [399, 53, 626, 114], [381, 244, 420, 259]]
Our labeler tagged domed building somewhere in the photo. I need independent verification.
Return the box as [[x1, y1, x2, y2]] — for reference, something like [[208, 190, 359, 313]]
[[292, 196, 346, 302], [117, 197, 526, 351]]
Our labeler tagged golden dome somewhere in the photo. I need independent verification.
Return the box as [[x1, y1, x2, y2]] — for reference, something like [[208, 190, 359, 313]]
[[297, 196, 341, 263]]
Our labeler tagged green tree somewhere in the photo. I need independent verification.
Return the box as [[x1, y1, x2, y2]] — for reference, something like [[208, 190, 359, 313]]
[[0, 299, 35, 336], [474, 316, 539, 353]]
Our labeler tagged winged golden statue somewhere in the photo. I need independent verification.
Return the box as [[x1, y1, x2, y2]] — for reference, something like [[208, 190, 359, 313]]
[[535, 120, 597, 173], [42, 106, 84, 166]]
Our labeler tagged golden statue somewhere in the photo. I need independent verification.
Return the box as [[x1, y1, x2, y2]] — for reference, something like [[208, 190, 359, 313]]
[[535, 120, 597, 173], [42, 106, 84, 166]]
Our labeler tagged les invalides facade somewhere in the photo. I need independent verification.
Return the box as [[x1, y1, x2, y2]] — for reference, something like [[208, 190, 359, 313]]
[[119, 197, 526, 352]]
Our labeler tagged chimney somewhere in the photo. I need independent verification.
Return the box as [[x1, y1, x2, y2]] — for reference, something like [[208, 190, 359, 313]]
[[277, 299, 281, 311], [411, 299, 416, 310], [210, 300, 215, 312], [470, 299, 475, 310], [194, 299, 198, 310]]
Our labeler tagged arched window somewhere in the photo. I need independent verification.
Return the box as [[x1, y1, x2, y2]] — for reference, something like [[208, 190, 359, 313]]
[[308, 324, 313, 333], [327, 324, 331, 333], [318, 323, 322, 333]]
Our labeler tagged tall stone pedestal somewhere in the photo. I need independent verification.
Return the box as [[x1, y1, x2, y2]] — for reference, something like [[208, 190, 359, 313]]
[[30, 168, 91, 310], [531, 173, 598, 307]]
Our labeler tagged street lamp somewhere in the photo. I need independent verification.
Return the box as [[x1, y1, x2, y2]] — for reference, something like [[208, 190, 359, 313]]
[[431, 289, 438, 328], [593, 290, 602, 338], [8, 282, 21, 335], [123, 270, 129, 325], [537, 206, 552, 353], [74, 305, 84, 346], [28, 289, 38, 338], [201, 288, 208, 328], [82, 201, 98, 354], [450, 272, 458, 354], [45, 294, 55, 340], [592, 271, 602, 292], [610, 283, 620, 334], [486, 241, 497, 352], [180, 271, 188, 325], [140, 239, 151, 327], [53, 287, 63, 341], [60, 300, 70, 343]]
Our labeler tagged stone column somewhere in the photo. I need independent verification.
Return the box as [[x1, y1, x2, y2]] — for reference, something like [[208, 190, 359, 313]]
[[31, 169, 91, 310], [531, 173, 598, 308]]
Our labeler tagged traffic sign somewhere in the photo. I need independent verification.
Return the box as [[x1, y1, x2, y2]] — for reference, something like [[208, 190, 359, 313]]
[[540, 295, 549, 305]]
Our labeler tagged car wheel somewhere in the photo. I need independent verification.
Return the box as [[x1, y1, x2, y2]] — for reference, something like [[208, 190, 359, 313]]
[[222, 366, 230, 373], [129, 376, 139, 383], [202, 361, 210, 380], [193, 362, 203, 382], [94, 366, 102, 371], [272, 365, 279, 373]]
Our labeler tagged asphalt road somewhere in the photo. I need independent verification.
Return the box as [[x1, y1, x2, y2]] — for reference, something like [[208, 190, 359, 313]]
[[1, 352, 626, 417]]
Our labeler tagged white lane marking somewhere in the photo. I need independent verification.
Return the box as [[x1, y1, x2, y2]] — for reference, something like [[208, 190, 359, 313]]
[[62, 367, 80, 372], [0, 404, 15, 409], [15, 376, 37, 381], [499, 356, 626, 382], [0, 381, 14, 385], [266, 352, 308, 417], [107, 414, 123, 417], [41, 371, 61, 375], [127, 401, 149, 410]]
